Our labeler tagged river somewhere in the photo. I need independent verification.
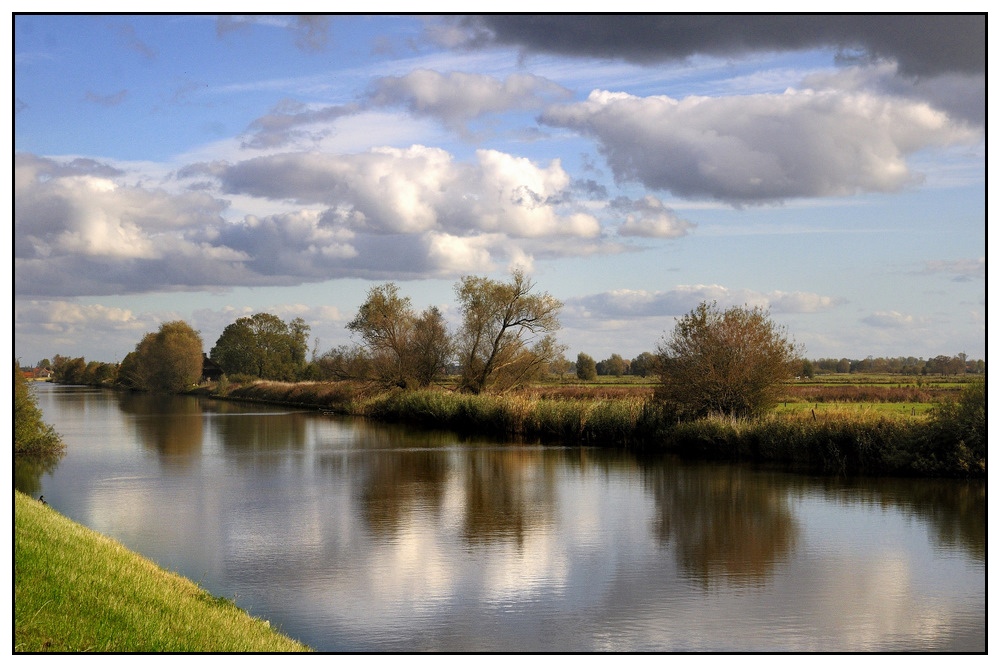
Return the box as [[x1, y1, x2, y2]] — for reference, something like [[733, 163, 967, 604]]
[[16, 383, 986, 652]]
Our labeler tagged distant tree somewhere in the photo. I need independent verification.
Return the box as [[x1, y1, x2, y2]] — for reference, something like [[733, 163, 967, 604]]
[[455, 270, 563, 393], [14, 361, 64, 456], [576, 353, 597, 381], [655, 301, 801, 420], [121, 321, 204, 392], [549, 353, 572, 381], [52, 356, 87, 384], [599, 353, 627, 377], [315, 344, 374, 382], [630, 351, 657, 378], [211, 313, 309, 381]]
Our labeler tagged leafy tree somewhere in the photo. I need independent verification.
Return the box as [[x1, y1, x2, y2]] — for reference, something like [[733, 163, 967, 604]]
[[346, 285, 452, 388], [576, 353, 597, 381], [52, 356, 87, 384], [630, 351, 657, 378], [919, 377, 986, 475], [211, 313, 309, 381], [410, 306, 452, 387], [549, 353, 572, 380], [120, 321, 204, 392], [14, 361, 64, 455], [347, 283, 417, 387], [455, 270, 563, 393], [598, 353, 627, 377], [655, 301, 800, 420]]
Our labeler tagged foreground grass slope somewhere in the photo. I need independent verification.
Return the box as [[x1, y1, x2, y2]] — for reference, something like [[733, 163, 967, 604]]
[[14, 491, 311, 653]]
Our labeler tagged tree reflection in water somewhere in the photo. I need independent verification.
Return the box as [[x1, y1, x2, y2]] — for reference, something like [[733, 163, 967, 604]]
[[643, 462, 799, 587]]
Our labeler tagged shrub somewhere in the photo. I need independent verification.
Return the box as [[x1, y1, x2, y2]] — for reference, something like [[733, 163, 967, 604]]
[[14, 362, 65, 456]]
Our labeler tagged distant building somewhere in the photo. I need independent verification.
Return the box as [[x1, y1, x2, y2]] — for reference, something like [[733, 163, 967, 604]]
[[201, 354, 225, 382]]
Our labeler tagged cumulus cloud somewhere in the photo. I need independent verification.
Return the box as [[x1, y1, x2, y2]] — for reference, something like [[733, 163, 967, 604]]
[[613, 195, 694, 238], [15, 148, 614, 297], [450, 15, 985, 77], [568, 285, 840, 320], [15, 300, 150, 361], [367, 69, 570, 132], [541, 88, 978, 204], [220, 145, 601, 239]]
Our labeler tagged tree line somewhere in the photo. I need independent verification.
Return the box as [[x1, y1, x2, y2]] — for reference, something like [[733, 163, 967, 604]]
[[32, 272, 984, 422]]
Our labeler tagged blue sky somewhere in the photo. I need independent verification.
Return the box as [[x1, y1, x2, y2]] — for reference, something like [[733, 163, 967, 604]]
[[13, 14, 986, 367]]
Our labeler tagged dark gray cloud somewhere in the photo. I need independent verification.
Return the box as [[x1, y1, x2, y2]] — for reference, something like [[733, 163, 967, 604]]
[[452, 15, 985, 77]]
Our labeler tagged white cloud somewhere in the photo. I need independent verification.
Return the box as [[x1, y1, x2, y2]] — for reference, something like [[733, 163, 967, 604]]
[[367, 69, 571, 131], [568, 285, 840, 320], [862, 311, 917, 328], [616, 195, 694, 238], [540, 87, 980, 204]]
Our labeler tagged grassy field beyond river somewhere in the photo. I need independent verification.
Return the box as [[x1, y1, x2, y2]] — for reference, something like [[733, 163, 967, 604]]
[[14, 491, 311, 653]]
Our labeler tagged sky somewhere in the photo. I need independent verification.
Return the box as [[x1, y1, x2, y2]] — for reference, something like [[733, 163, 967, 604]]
[[12, 13, 987, 367]]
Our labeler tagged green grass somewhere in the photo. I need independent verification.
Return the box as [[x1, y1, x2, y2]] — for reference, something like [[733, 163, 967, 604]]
[[14, 491, 311, 653], [773, 401, 936, 418]]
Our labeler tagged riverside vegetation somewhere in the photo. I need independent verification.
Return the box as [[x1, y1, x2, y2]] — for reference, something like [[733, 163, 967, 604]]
[[31, 284, 986, 478], [208, 372, 985, 478]]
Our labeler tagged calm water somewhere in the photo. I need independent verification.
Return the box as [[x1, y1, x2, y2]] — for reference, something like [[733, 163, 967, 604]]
[[17, 384, 986, 652]]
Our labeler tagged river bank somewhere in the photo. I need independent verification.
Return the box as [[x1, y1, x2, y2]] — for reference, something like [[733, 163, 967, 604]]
[[187, 378, 984, 478], [14, 490, 312, 652]]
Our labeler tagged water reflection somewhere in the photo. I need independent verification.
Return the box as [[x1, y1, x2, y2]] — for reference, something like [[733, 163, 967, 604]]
[[461, 448, 558, 548], [642, 462, 798, 586], [20, 385, 985, 652], [117, 392, 204, 463], [813, 476, 986, 564], [14, 453, 62, 497]]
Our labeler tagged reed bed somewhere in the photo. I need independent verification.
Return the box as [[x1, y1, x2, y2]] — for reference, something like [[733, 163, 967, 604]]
[[664, 411, 924, 475], [201, 378, 983, 477]]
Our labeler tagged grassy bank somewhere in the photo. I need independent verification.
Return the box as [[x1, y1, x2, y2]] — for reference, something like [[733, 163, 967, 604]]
[[201, 378, 984, 478], [14, 491, 311, 653]]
